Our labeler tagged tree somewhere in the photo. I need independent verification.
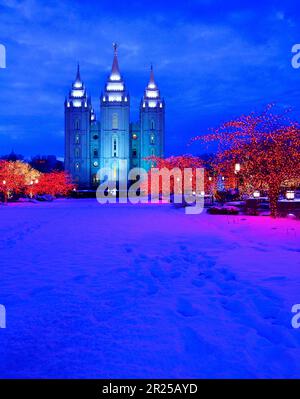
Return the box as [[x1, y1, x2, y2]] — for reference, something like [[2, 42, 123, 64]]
[[142, 155, 210, 196], [0, 161, 40, 201], [35, 171, 74, 196], [0, 162, 74, 202], [192, 105, 300, 217]]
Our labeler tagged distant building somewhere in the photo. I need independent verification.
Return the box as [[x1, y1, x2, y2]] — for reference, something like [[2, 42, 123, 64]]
[[1, 150, 24, 162], [30, 155, 63, 173], [64, 44, 165, 188]]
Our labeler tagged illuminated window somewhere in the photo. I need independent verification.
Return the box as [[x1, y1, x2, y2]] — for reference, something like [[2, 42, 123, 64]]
[[112, 162, 118, 179], [112, 113, 118, 129], [148, 101, 157, 108], [150, 135, 155, 144], [132, 133, 138, 140], [107, 82, 124, 91], [93, 161, 99, 167], [75, 162, 80, 171], [92, 174, 100, 184], [108, 95, 122, 102], [75, 134, 80, 144]]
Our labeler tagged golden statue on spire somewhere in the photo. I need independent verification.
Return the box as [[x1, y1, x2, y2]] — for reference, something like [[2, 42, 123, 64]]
[[112, 42, 118, 54]]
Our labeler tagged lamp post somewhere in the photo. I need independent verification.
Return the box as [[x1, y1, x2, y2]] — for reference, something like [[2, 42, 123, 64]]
[[234, 163, 241, 173], [286, 190, 295, 201], [234, 163, 241, 195], [2, 180, 7, 203], [29, 179, 38, 199]]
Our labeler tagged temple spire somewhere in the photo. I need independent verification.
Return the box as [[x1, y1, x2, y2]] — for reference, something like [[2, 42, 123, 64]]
[[73, 63, 83, 89], [110, 42, 121, 80], [76, 63, 81, 81], [150, 64, 154, 83], [148, 64, 156, 88], [142, 64, 162, 108]]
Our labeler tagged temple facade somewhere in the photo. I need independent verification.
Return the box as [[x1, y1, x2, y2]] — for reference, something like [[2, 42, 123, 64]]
[[64, 45, 165, 187]]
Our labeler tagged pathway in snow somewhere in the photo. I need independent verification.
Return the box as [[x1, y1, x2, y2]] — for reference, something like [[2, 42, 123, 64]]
[[0, 199, 300, 378]]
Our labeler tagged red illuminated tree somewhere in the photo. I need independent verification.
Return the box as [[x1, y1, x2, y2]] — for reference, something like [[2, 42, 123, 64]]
[[0, 162, 74, 202], [35, 171, 75, 196], [142, 155, 210, 195], [0, 161, 40, 201], [192, 104, 300, 217]]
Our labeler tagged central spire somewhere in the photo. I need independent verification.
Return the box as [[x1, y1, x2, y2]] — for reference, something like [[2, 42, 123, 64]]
[[148, 64, 156, 88], [102, 44, 128, 103], [76, 63, 81, 81], [73, 63, 83, 89], [110, 42, 121, 81]]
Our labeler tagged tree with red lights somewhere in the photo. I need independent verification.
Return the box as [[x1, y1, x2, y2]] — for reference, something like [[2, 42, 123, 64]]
[[143, 155, 210, 196], [0, 160, 40, 201], [0, 161, 74, 202], [192, 105, 300, 217], [35, 171, 74, 197]]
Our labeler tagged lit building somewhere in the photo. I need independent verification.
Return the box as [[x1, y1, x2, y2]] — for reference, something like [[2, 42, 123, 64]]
[[64, 44, 165, 187]]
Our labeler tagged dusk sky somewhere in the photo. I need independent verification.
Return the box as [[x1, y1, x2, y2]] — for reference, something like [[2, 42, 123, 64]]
[[0, 0, 300, 159]]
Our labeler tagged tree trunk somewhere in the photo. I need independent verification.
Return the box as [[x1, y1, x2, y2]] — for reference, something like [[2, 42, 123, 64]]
[[269, 187, 280, 218]]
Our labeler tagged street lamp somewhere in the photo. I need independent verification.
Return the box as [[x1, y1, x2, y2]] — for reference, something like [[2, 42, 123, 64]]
[[253, 190, 260, 199], [2, 180, 7, 203], [286, 190, 295, 201], [234, 163, 241, 173], [234, 163, 241, 194]]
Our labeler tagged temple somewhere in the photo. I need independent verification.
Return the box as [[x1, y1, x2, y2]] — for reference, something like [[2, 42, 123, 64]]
[[64, 44, 165, 187]]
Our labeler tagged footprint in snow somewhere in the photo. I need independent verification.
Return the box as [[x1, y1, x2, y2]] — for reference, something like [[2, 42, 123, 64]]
[[124, 246, 133, 253], [177, 298, 198, 317]]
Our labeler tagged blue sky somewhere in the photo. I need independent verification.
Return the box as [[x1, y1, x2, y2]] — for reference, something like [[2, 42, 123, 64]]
[[0, 0, 299, 158]]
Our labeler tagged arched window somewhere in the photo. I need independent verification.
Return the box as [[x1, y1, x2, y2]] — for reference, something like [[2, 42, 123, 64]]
[[75, 162, 80, 171], [151, 120, 155, 130], [75, 147, 80, 158], [151, 148, 155, 156], [93, 149, 98, 158], [75, 134, 80, 144], [150, 135, 155, 145], [112, 113, 118, 129], [75, 119, 80, 130], [112, 136, 118, 157]]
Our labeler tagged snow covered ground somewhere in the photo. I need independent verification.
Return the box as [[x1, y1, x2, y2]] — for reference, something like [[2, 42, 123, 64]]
[[0, 199, 300, 378]]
